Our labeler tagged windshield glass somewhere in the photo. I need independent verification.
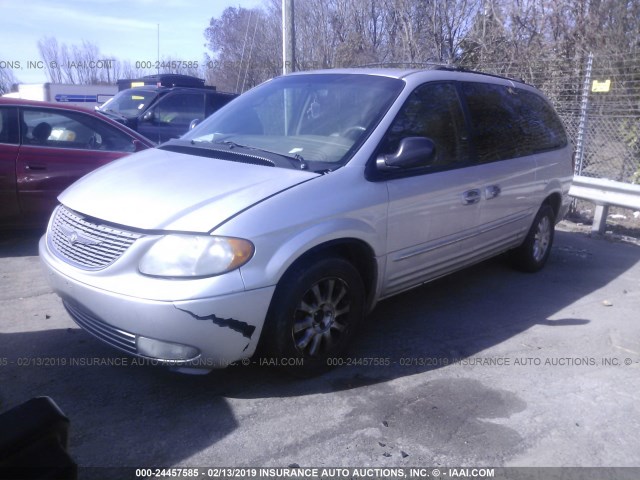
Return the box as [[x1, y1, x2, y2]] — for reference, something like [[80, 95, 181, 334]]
[[181, 74, 404, 168], [99, 89, 159, 118]]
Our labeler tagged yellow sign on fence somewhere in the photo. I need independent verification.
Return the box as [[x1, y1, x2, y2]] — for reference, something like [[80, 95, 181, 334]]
[[592, 79, 611, 93]]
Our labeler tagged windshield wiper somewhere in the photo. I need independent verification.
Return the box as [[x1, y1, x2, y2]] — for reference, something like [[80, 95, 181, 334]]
[[214, 140, 309, 170], [291, 153, 308, 170]]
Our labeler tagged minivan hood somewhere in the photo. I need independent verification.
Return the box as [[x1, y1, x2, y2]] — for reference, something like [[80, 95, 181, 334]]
[[59, 148, 319, 232]]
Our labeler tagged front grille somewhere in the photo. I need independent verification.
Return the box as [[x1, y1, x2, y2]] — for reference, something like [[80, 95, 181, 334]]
[[64, 300, 138, 355], [49, 205, 142, 270]]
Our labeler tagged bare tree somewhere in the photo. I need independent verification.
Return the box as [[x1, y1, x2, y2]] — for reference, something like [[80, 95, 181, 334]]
[[37, 37, 116, 84], [0, 67, 17, 95], [458, 0, 509, 66], [332, 0, 389, 66], [204, 6, 281, 92], [201, 0, 640, 80], [431, 0, 481, 63], [38, 37, 64, 83]]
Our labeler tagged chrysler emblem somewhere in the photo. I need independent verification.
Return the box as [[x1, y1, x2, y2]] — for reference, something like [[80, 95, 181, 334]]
[[60, 225, 102, 247]]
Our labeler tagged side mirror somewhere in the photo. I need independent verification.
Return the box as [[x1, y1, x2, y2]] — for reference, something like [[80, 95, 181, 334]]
[[132, 139, 148, 152], [377, 137, 436, 171], [189, 118, 201, 130], [141, 110, 155, 122]]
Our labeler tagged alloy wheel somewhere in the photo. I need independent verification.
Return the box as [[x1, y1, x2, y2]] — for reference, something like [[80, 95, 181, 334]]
[[292, 277, 351, 357]]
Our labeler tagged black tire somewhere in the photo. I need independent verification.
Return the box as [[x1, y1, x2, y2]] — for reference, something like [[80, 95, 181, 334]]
[[511, 204, 555, 273], [262, 256, 365, 376]]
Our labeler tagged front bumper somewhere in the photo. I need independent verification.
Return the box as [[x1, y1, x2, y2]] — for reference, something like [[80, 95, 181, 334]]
[[39, 236, 275, 368]]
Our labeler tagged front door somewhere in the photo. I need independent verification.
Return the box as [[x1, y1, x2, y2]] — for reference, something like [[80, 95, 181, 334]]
[[137, 92, 206, 143], [0, 106, 20, 222], [380, 82, 484, 297]]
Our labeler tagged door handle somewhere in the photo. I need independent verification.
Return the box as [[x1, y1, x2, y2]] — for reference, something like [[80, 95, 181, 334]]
[[462, 188, 481, 205], [485, 185, 501, 199], [25, 164, 47, 171]]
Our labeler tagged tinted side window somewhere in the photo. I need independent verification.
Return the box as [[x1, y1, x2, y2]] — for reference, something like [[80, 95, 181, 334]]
[[517, 89, 568, 152], [0, 107, 19, 144], [22, 108, 136, 152], [383, 82, 470, 169], [206, 94, 235, 116], [462, 82, 567, 163], [462, 82, 527, 163], [154, 93, 205, 125]]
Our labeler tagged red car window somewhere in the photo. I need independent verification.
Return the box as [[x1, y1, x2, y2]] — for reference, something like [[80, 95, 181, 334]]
[[22, 108, 137, 152]]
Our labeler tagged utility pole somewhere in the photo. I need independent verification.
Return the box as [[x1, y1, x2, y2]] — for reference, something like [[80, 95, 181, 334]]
[[282, 0, 295, 75], [157, 24, 160, 75], [575, 52, 594, 176]]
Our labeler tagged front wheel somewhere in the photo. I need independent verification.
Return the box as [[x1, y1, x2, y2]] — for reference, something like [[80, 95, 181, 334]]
[[511, 204, 555, 273], [262, 257, 365, 375]]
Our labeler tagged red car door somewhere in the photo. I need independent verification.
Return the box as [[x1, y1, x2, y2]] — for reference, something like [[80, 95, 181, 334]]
[[16, 106, 141, 223], [0, 106, 21, 222]]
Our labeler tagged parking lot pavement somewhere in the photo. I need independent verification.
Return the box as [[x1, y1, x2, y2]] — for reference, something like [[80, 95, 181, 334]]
[[1, 225, 639, 471]]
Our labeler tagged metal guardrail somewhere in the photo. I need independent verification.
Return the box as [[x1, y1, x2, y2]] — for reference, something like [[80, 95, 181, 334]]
[[569, 175, 640, 234]]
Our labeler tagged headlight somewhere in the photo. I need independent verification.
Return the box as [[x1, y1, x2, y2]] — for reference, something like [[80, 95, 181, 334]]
[[139, 234, 254, 278]]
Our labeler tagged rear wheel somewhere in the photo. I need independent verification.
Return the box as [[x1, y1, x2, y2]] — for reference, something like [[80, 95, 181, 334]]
[[511, 204, 555, 272], [262, 257, 365, 375]]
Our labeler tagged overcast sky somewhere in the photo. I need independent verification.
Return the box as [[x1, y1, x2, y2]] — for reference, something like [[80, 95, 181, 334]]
[[0, 0, 264, 83]]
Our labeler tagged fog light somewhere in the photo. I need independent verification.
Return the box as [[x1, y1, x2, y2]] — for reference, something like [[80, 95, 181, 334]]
[[136, 336, 200, 361]]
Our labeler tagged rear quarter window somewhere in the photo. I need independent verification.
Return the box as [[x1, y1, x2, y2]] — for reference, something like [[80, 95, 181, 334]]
[[461, 82, 567, 163], [516, 89, 568, 152]]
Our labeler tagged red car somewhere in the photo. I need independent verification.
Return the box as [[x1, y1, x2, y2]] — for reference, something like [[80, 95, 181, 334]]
[[0, 97, 154, 227]]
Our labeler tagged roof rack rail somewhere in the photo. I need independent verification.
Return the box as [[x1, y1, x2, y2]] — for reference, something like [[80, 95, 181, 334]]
[[116, 74, 210, 91], [354, 61, 451, 69], [351, 63, 528, 84], [434, 66, 527, 85]]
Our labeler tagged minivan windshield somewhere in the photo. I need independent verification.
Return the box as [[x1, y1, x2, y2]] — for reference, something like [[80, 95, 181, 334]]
[[99, 89, 158, 119], [180, 73, 404, 169]]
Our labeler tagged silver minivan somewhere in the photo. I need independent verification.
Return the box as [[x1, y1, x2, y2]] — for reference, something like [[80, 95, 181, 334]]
[[39, 68, 573, 374]]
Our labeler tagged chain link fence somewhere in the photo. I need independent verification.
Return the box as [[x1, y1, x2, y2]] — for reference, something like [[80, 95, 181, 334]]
[[477, 54, 640, 184]]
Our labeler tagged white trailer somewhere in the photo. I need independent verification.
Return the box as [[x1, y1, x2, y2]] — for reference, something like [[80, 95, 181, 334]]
[[2, 83, 117, 109]]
